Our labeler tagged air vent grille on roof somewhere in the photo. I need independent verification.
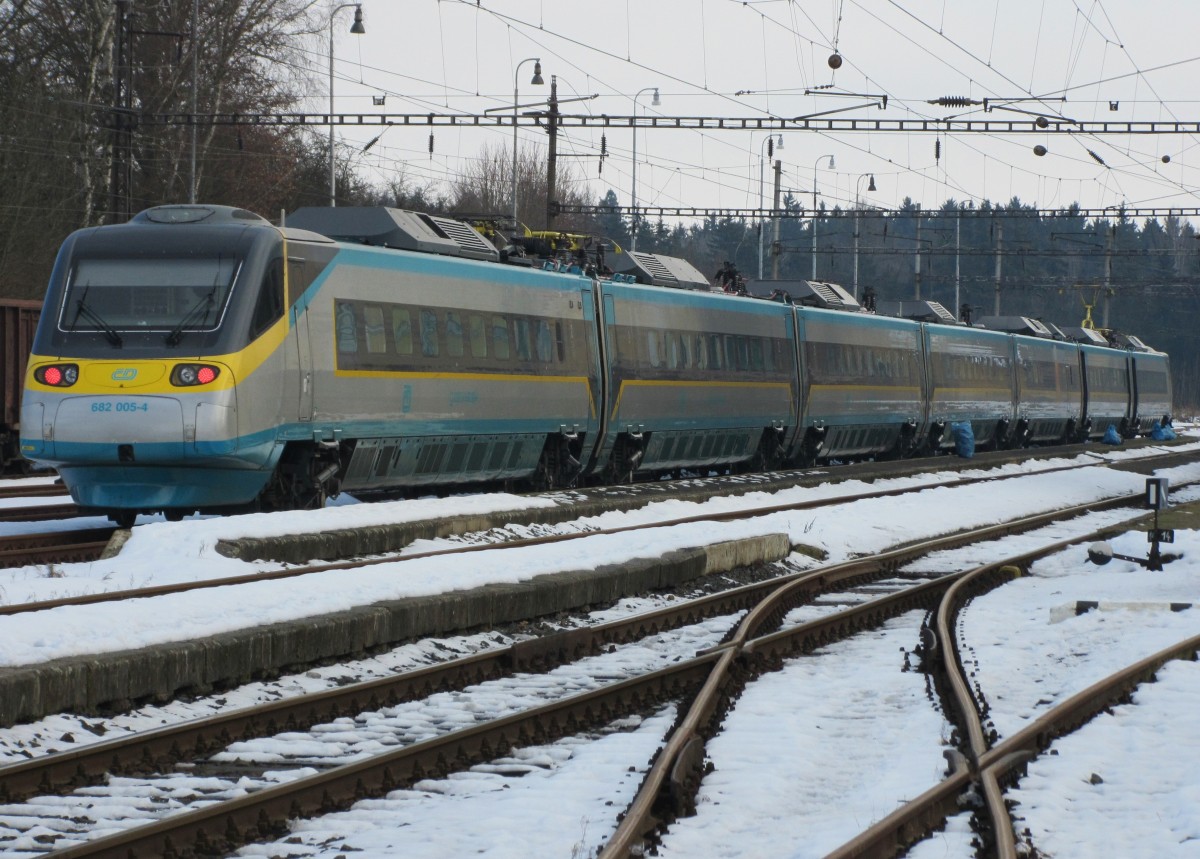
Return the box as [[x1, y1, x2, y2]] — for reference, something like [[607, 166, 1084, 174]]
[[877, 299, 958, 324], [284, 207, 499, 261], [975, 315, 1054, 338], [1059, 326, 1110, 346], [421, 213, 500, 259], [611, 251, 709, 290], [788, 280, 861, 311]]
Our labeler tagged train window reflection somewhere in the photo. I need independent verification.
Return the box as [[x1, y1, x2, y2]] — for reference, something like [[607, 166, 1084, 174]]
[[392, 309, 413, 354], [364, 305, 387, 354], [469, 315, 487, 358], [336, 302, 357, 353], [420, 310, 439, 357], [66, 256, 239, 330], [446, 311, 464, 357], [492, 316, 510, 359]]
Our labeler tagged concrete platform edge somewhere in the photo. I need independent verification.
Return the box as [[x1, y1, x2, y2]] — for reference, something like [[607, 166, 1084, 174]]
[[0, 532, 791, 727]]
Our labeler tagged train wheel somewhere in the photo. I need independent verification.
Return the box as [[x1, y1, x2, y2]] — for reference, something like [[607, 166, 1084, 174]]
[[111, 511, 137, 529]]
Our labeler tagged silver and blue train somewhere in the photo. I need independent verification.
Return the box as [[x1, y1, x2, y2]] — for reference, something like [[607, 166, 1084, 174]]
[[20, 204, 1172, 526]]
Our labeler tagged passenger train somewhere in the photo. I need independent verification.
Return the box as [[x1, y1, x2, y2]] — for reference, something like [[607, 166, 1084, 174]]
[[20, 204, 1172, 527]]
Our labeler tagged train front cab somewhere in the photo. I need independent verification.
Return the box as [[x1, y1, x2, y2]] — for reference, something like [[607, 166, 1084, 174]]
[[791, 307, 926, 464], [19, 206, 298, 521], [590, 280, 798, 482], [921, 324, 1018, 452], [1013, 335, 1085, 445]]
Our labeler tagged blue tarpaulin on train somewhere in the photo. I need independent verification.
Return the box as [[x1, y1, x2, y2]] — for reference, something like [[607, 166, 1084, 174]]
[[1103, 425, 1123, 445], [950, 421, 975, 458]]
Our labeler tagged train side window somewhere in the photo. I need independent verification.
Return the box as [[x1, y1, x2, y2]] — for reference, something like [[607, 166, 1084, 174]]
[[515, 318, 532, 361], [708, 335, 722, 370], [419, 309, 439, 357], [335, 302, 358, 354], [678, 333, 690, 369], [646, 331, 661, 368], [749, 338, 764, 372], [555, 321, 566, 363], [363, 305, 387, 354], [492, 316, 510, 359], [469, 314, 487, 358], [446, 311, 464, 357], [694, 335, 707, 370], [535, 320, 552, 362], [392, 309, 413, 355], [250, 257, 284, 339]]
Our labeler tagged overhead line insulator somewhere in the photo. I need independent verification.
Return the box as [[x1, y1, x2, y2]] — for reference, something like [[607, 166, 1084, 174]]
[[929, 96, 982, 107]]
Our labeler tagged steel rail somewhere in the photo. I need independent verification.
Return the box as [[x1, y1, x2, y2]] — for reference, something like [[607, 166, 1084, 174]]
[[596, 490, 1166, 858], [0, 481, 1153, 812], [824, 630, 1200, 859], [1, 477, 1124, 805], [0, 455, 1143, 619]]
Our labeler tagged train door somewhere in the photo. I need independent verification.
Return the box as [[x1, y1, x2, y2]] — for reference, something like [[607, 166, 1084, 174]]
[[287, 258, 313, 422], [580, 285, 622, 477]]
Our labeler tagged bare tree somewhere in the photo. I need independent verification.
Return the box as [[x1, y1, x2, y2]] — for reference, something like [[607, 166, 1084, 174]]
[[451, 140, 594, 233]]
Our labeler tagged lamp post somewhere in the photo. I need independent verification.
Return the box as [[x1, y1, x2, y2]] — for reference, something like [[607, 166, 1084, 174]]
[[810, 153, 835, 280], [853, 173, 875, 300], [758, 134, 783, 280], [630, 86, 660, 252], [512, 57, 544, 229], [328, 3, 364, 207]]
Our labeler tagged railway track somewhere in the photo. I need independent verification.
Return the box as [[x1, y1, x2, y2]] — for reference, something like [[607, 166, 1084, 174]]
[[0, 527, 114, 569], [2, 446, 1191, 619], [0, 483, 1185, 857]]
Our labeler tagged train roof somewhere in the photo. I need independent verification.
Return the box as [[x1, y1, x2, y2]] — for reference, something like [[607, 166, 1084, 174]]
[[132, 204, 272, 226]]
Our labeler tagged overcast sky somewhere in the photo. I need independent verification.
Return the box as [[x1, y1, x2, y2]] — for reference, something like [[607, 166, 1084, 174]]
[[310, 0, 1200, 220]]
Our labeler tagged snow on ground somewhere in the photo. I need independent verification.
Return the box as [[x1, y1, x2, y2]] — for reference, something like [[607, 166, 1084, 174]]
[[2, 446, 1199, 668], [0, 440, 1198, 857]]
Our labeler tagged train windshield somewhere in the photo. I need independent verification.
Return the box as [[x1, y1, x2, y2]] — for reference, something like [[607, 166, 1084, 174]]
[[60, 257, 241, 335]]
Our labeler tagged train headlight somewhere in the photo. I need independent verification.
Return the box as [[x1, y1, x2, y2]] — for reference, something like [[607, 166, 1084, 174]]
[[171, 363, 221, 386], [35, 364, 79, 387]]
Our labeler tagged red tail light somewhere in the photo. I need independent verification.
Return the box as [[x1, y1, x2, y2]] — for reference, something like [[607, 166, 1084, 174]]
[[171, 364, 221, 386], [35, 364, 79, 387]]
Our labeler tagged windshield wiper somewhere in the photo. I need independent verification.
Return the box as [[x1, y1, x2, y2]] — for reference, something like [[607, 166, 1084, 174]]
[[72, 295, 123, 347], [165, 282, 220, 346]]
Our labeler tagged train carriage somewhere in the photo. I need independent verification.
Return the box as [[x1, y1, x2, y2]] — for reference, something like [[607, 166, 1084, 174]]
[[1129, 349, 1172, 436], [1078, 342, 1134, 441], [792, 306, 926, 463], [593, 278, 798, 481], [286, 228, 602, 495], [1012, 333, 1085, 445], [921, 324, 1018, 451], [0, 298, 40, 471]]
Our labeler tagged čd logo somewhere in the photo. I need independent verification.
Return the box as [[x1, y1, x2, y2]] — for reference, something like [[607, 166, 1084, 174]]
[[111, 368, 138, 381]]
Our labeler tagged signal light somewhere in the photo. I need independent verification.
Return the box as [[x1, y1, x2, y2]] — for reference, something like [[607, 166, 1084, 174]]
[[171, 363, 221, 386], [35, 364, 78, 387]]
